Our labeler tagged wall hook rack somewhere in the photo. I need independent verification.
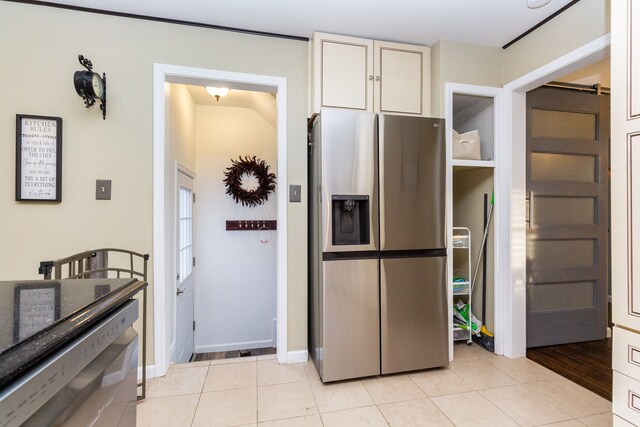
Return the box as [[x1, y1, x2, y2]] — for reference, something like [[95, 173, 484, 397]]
[[226, 220, 277, 231]]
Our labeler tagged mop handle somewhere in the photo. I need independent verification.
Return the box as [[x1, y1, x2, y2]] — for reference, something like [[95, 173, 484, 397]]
[[471, 196, 494, 294]]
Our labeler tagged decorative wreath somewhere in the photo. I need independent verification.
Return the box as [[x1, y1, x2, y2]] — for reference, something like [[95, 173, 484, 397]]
[[223, 155, 277, 207]]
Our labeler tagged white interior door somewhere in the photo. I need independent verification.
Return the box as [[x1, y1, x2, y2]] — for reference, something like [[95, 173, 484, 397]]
[[175, 170, 195, 363]]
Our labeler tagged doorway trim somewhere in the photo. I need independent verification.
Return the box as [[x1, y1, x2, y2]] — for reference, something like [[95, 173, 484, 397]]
[[498, 34, 610, 358], [153, 63, 288, 376]]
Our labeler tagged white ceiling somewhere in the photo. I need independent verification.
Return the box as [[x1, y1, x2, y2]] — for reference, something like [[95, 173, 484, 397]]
[[185, 86, 277, 126], [40, 0, 577, 47]]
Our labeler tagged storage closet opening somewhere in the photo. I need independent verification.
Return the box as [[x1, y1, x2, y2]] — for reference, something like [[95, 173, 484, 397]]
[[447, 86, 499, 359], [452, 167, 495, 339]]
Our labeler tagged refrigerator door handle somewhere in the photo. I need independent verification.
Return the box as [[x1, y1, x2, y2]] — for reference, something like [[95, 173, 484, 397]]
[[526, 191, 534, 229]]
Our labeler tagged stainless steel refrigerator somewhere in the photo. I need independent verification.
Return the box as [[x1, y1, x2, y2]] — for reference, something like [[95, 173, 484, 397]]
[[308, 109, 448, 382]]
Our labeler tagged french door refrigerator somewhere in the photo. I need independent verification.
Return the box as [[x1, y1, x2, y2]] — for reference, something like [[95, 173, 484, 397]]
[[308, 109, 447, 382]]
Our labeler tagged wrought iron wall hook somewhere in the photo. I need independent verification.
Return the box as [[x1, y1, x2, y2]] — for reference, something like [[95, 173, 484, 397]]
[[78, 55, 93, 71], [73, 54, 107, 120]]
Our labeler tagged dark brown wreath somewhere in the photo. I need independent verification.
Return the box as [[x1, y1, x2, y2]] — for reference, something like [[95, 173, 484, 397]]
[[223, 156, 277, 207]]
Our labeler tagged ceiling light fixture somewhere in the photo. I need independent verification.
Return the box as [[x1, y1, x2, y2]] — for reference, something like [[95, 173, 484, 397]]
[[205, 86, 229, 101], [527, 0, 551, 8]]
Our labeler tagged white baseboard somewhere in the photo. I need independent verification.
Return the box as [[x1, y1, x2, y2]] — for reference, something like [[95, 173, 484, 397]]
[[286, 350, 308, 364], [138, 365, 157, 380], [195, 339, 275, 354]]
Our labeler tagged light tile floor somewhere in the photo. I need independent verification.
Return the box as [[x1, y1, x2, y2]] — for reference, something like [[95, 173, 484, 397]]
[[137, 344, 613, 427]]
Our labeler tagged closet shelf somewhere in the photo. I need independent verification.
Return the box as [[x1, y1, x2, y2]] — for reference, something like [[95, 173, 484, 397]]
[[452, 159, 496, 170]]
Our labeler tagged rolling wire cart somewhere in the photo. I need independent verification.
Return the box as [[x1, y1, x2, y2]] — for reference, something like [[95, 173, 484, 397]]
[[452, 227, 473, 344], [39, 248, 149, 400]]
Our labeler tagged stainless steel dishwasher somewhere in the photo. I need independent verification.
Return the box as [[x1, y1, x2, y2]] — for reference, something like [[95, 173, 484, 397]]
[[0, 300, 139, 427]]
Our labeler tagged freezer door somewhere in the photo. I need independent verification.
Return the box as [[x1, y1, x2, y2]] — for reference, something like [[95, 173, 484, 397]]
[[379, 115, 445, 250], [320, 109, 378, 253], [381, 256, 448, 374], [321, 258, 380, 382]]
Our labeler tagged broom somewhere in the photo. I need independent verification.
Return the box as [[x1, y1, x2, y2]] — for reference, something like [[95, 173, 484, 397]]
[[471, 192, 495, 351]]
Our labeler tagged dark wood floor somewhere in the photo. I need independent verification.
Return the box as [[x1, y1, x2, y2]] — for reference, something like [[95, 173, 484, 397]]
[[192, 347, 276, 362], [528, 304, 613, 401], [527, 337, 612, 401]]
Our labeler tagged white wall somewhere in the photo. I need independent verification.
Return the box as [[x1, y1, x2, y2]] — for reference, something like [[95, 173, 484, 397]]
[[170, 85, 197, 170], [194, 97, 278, 352]]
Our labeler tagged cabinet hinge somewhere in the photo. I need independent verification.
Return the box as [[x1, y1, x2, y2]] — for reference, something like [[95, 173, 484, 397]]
[[193, 257, 196, 267], [193, 321, 196, 331], [193, 193, 196, 203]]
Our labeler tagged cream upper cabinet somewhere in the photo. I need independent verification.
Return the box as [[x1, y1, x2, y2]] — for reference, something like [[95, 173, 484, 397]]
[[313, 33, 374, 111], [374, 40, 429, 115], [312, 32, 430, 116]]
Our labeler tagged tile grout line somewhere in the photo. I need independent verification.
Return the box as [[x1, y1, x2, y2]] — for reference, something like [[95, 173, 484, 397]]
[[304, 372, 323, 426], [358, 377, 391, 424], [406, 373, 458, 426], [521, 378, 612, 419], [189, 363, 211, 427], [255, 372, 258, 426], [478, 385, 573, 426], [153, 347, 609, 426], [479, 355, 573, 424]]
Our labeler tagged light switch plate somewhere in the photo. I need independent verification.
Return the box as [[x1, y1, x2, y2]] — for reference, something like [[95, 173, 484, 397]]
[[289, 184, 301, 203], [96, 179, 111, 200]]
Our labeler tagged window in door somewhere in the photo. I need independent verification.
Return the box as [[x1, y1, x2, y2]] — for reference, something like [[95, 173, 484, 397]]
[[178, 186, 193, 284]]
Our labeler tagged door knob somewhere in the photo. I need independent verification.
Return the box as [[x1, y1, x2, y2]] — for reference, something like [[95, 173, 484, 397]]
[[176, 288, 184, 295], [368, 75, 373, 81], [375, 76, 380, 82]]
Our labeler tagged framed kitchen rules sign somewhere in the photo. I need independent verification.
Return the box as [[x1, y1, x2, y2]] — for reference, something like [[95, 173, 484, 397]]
[[15, 114, 62, 202]]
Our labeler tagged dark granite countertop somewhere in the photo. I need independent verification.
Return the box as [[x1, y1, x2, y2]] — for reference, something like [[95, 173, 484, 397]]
[[0, 278, 146, 388]]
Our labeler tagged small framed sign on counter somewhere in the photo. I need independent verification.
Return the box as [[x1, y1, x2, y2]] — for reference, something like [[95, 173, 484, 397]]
[[15, 114, 62, 202], [13, 282, 61, 342]]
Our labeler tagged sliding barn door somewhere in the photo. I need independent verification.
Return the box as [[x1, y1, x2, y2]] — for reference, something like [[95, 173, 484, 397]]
[[526, 86, 609, 348]]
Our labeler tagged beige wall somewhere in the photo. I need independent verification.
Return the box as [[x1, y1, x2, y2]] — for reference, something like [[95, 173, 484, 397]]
[[503, 0, 610, 84], [0, 2, 308, 360], [430, 0, 610, 116], [430, 40, 503, 117], [556, 57, 610, 87]]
